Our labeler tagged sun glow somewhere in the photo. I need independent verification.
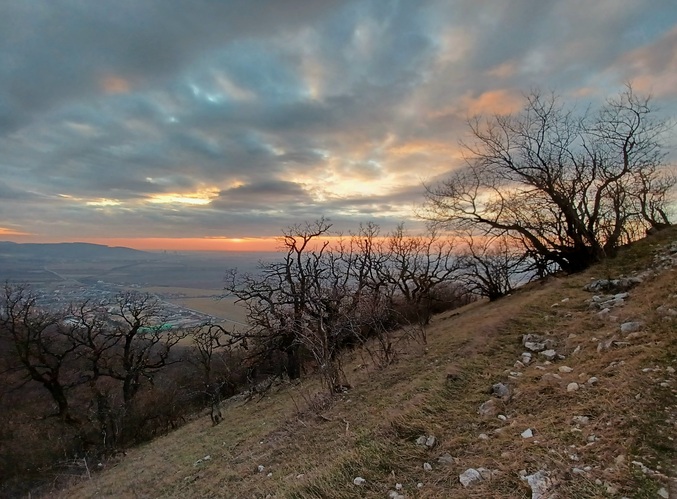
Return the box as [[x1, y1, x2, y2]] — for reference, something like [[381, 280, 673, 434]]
[[86, 198, 121, 207], [147, 189, 219, 206]]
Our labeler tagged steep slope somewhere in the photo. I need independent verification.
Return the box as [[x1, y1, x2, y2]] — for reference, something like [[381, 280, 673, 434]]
[[56, 229, 677, 498]]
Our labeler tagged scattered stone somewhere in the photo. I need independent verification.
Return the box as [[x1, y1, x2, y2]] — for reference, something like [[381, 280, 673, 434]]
[[416, 434, 437, 448], [572, 345, 581, 355], [521, 352, 533, 365], [558, 366, 573, 373], [572, 467, 585, 475], [597, 337, 617, 352], [658, 487, 669, 498], [522, 334, 556, 352], [479, 433, 489, 440], [492, 382, 511, 400], [194, 455, 212, 466], [423, 462, 432, 472], [521, 470, 553, 499], [417, 482, 423, 489], [521, 428, 534, 438], [657, 305, 677, 317], [266, 472, 272, 478], [667, 366, 676, 374], [353, 477, 366, 486], [620, 321, 643, 334], [540, 349, 557, 361], [572, 415, 590, 425], [543, 372, 561, 382], [395, 483, 403, 491], [437, 453, 454, 464], [583, 277, 641, 293], [478, 399, 499, 417], [459, 468, 482, 487], [257, 465, 265, 473], [497, 414, 507, 421], [567, 382, 580, 392]]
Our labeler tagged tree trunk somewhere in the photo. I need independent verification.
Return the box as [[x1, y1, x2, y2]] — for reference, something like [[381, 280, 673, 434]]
[[286, 344, 301, 380]]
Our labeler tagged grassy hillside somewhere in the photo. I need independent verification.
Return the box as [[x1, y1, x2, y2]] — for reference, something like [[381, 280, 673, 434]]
[[54, 229, 677, 498]]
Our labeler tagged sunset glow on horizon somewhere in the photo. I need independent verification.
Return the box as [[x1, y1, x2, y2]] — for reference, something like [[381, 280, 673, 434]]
[[4, 235, 283, 252]]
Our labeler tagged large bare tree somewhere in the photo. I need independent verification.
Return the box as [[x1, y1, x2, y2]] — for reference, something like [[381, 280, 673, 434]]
[[424, 86, 674, 273], [225, 219, 333, 381]]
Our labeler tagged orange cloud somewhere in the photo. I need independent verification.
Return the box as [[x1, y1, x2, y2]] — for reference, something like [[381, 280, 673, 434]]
[[387, 139, 463, 158], [615, 26, 677, 98], [428, 89, 523, 120], [100, 75, 131, 94], [0, 227, 31, 237], [461, 89, 523, 116], [486, 62, 517, 79]]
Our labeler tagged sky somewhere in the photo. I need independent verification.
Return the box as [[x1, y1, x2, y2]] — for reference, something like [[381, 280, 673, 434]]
[[1, 0, 677, 251]]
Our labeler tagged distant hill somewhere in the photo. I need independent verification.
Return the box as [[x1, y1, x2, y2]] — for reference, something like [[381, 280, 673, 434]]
[[0, 241, 153, 261]]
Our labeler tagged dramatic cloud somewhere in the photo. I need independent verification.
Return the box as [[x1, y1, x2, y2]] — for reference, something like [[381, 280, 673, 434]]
[[1, 0, 676, 248]]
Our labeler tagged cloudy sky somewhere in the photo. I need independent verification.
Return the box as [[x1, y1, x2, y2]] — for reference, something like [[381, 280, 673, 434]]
[[1, 0, 676, 250]]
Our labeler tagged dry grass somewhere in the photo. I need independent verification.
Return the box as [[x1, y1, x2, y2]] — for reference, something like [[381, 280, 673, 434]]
[[54, 228, 677, 498]]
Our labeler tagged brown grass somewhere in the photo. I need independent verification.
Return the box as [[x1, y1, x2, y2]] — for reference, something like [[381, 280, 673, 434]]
[[53, 228, 677, 498]]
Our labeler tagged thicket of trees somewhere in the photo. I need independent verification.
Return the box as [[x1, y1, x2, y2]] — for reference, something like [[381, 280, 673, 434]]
[[0, 286, 240, 495], [0, 86, 673, 495], [225, 220, 471, 392]]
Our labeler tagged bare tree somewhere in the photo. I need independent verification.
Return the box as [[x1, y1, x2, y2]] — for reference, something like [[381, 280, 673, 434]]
[[189, 323, 238, 424], [381, 224, 461, 328], [457, 231, 532, 301], [347, 223, 402, 366], [0, 283, 79, 423], [295, 239, 359, 393], [62, 300, 121, 448], [105, 291, 186, 408], [425, 86, 674, 273], [226, 219, 333, 382]]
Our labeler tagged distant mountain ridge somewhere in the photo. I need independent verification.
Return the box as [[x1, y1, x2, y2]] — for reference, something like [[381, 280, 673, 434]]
[[0, 241, 152, 260]]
